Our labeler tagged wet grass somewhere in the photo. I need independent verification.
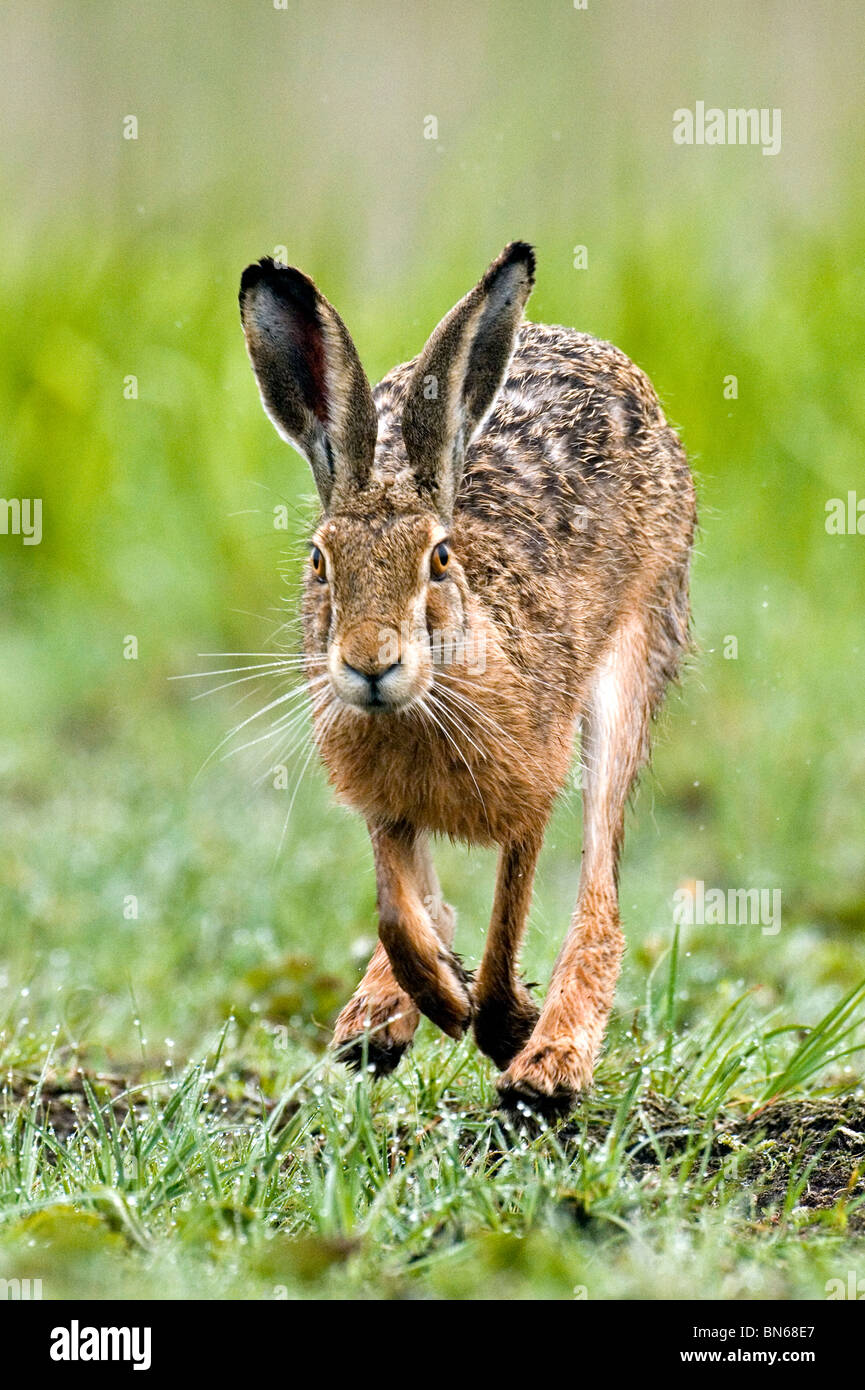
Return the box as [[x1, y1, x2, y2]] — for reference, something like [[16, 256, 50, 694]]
[[1, 686, 864, 1300], [3, 960, 865, 1300]]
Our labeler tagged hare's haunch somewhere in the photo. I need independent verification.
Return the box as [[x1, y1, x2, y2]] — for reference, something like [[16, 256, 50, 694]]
[[239, 242, 695, 1118]]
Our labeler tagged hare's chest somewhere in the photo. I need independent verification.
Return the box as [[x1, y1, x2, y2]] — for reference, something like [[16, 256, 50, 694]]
[[320, 711, 567, 846]]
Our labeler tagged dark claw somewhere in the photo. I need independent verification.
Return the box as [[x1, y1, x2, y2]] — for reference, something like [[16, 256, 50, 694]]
[[473, 985, 540, 1069], [335, 1035, 411, 1078], [496, 1081, 576, 1126]]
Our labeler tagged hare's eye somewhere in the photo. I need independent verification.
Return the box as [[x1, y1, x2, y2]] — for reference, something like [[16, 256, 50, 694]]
[[311, 546, 327, 583], [430, 541, 450, 581]]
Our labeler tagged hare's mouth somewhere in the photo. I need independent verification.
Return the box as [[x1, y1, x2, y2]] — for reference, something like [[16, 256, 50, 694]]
[[329, 659, 423, 714], [341, 687, 415, 715]]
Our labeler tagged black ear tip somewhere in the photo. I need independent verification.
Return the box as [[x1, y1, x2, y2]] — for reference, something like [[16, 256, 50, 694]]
[[489, 241, 536, 290], [507, 240, 536, 273], [238, 257, 318, 313], [239, 258, 272, 306], [239, 255, 324, 325]]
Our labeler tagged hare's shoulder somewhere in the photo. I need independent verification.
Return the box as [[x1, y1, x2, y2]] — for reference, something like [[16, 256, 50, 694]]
[[484, 320, 668, 443], [372, 321, 683, 520], [461, 322, 681, 512], [373, 321, 670, 459]]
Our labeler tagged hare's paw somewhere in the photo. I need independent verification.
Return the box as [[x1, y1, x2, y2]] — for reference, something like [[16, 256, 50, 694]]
[[473, 987, 539, 1070], [496, 1035, 595, 1122], [410, 949, 473, 1041], [382, 932, 474, 1041], [332, 990, 420, 1077]]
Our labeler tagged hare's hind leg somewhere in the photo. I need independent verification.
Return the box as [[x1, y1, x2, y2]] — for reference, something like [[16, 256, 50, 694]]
[[498, 596, 680, 1118], [332, 940, 420, 1076], [332, 829, 463, 1074]]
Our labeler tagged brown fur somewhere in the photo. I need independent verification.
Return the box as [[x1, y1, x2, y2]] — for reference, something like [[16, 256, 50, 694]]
[[239, 243, 696, 1117]]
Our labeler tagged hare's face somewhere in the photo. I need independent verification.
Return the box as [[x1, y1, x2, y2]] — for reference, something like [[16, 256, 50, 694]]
[[239, 242, 536, 710], [306, 510, 466, 713]]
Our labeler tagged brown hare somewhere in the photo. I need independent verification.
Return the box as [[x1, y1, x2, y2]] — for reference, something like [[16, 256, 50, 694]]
[[239, 242, 695, 1117]]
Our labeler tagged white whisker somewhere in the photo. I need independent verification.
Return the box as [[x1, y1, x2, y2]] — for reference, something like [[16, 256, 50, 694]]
[[418, 693, 492, 836]]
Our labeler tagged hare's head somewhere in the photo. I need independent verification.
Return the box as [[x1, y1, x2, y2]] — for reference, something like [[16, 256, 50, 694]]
[[239, 243, 534, 712]]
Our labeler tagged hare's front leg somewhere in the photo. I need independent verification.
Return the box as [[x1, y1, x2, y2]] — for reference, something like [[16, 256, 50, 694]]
[[333, 828, 467, 1071], [333, 834, 458, 1072], [372, 823, 472, 1039], [498, 612, 655, 1118], [473, 837, 543, 1069]]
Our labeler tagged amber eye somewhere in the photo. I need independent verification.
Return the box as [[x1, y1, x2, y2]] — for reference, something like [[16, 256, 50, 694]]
[[430, 541, 450, 580], [311, 545, 327, 582]]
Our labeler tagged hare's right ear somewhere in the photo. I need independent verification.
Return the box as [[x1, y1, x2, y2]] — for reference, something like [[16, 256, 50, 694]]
[[401, 242, 535, 517], [239, 259, 378, 509]]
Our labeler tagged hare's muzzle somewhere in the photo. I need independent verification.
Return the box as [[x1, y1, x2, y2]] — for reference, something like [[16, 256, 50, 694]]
[[329, 621, 424, 712], [338, 657, 405, 711]]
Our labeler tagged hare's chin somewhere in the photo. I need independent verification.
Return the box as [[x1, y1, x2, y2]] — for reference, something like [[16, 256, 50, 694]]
[[336, 689, 420, 716], [327, 674, 428, 715]]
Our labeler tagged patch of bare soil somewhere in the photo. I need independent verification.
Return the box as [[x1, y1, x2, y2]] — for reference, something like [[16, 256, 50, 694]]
[[2, 1062, 279, 1143], [563, 1092, 865, 1225]]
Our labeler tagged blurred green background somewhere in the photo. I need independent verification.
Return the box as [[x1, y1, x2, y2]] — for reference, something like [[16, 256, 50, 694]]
[[1, 0, 864, 1084]]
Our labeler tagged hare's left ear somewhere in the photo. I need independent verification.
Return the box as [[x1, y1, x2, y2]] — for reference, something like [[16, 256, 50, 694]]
[[239, 258, 377, 510], [402, 241, 535, 517]]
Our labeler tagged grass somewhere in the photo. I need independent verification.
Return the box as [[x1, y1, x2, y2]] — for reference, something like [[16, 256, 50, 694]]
[[2, 0, 865, 1302], [3, 962, 865, 1300], [1, 681, 865, 1300]]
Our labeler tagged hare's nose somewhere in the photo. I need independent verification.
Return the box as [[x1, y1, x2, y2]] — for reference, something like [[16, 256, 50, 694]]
[[341, 658, 402, 707], [339, 620, 402, 684], [343, 659, 401, 686]]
